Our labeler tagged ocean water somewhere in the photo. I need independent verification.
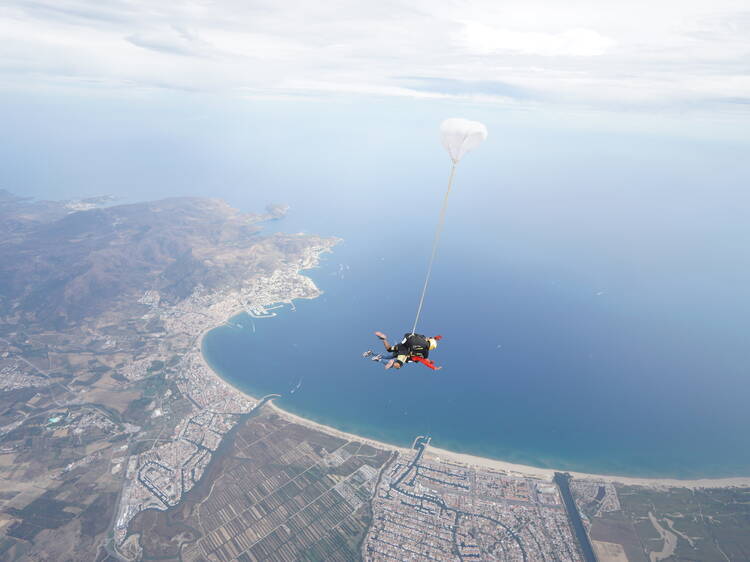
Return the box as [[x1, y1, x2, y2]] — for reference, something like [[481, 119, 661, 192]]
[[10, 93, 746, 479], [203, 175, 750, 478]]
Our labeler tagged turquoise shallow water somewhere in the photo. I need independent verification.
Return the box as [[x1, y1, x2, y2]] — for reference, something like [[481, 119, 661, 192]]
[[203, 214, 750, 479]]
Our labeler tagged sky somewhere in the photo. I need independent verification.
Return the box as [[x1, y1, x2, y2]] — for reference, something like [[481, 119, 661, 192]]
[[1, 0, 750, 111], [1, 0, 749, 208]]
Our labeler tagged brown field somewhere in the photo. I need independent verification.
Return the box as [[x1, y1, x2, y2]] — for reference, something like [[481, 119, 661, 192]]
[[128, 407, 393, 561]]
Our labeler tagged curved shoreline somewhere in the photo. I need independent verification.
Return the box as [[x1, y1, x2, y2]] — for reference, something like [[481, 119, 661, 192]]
[[198, 314, 750, 490]]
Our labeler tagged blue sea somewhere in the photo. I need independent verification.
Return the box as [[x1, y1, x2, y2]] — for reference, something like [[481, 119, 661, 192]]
[[203, 148, 750, 478]]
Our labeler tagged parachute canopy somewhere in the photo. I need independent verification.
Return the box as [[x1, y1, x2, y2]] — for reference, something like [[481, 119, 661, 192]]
[[440, 118, 488, 164]]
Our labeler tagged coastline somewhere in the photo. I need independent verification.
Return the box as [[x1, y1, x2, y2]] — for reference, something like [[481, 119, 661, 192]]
[[424, 446, 750, 490], [200, 331, 750, 489], [195, 264, 750, 490], [198, 325, 412, 455]]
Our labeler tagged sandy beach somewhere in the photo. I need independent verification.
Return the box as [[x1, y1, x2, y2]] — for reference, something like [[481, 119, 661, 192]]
[[265, 400, 414, 456], [423, 446, 750, 489]]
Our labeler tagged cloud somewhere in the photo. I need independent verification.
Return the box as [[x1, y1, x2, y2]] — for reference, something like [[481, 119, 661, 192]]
[[457, 23, 616, 57], [0, 0, 749, 112], [10, 0, 137, 25], [398, 76, 537, 101], [126, 26, 212, 57]]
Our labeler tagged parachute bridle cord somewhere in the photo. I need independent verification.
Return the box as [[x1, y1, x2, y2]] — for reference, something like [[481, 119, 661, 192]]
[[410, 118, 486, 335], [411, 161, 457, 335]]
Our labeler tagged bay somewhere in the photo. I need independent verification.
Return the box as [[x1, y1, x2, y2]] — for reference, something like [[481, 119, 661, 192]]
[[203, 203, 750, 479]]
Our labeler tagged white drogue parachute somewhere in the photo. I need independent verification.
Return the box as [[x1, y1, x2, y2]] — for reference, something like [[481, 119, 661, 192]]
[[411, 118, 488, 334], [440, 118, 488, 164]]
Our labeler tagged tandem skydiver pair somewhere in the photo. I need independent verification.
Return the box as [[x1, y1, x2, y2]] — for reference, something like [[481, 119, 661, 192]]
[[372, 332, 442, 371]]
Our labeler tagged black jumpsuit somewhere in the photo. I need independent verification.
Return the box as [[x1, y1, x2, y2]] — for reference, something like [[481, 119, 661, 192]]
[[388, 333, 430, 367]]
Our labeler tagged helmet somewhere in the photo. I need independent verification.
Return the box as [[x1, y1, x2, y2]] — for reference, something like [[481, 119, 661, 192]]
[[428, 338, 438, 350]]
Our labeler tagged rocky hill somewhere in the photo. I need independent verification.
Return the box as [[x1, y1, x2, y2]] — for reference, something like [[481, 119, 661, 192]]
[[0, 194, 305, 328]]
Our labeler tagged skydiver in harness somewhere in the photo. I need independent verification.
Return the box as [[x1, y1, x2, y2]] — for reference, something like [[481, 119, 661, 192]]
[[374, 332, 443, 370]]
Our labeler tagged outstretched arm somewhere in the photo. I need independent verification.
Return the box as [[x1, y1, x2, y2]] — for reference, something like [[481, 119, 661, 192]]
[[375, 331, 392, 351]]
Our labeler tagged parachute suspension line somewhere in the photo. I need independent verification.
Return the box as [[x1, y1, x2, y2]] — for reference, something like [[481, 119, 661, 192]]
[[411, 162, 457, 335]]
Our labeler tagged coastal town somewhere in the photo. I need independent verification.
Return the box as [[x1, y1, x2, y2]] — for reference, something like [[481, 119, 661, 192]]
[[113, 239, 336, 547], [363, 437, 583, 561]]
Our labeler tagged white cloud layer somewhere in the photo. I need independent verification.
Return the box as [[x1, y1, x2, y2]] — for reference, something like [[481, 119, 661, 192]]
[[457, 24, 616, 57], [1, 0, 749, 110]]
